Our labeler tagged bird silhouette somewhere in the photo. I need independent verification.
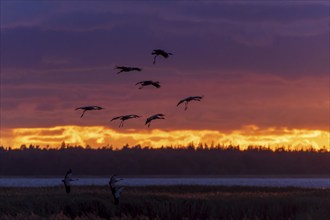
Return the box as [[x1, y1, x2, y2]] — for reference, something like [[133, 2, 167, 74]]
[[145, 113, 165, 127], [110, 114, 141, 127], [177, 96, 203, 111], [115, 66, 142, 74], [135, 80, 160, 89], [75, 106, 103, 118], [152, 49, 173, 64], [109, 175, 124, 205], [62, 169, 79, 194]]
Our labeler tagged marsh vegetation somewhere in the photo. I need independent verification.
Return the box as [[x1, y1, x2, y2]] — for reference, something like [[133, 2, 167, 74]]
[[0, 185, 329, 219]]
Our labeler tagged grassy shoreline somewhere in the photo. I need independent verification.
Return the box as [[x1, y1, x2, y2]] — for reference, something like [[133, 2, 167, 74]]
[[1, 185, 329, 220]]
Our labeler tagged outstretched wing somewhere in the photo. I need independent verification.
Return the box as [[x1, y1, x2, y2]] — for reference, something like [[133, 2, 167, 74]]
[[115, 66, 125, 70], [193, 96, 203, 101], [115, 186, 125, 199], [111, 116, 122, 121], [152, 49, 163, 55], [132, 67, 142, 71], [64, 169, 72, 179], [162, 52, 169, 58], [145, 117, 152, 125], [151, 82, 160, 88], [177, 99, 186, 106]]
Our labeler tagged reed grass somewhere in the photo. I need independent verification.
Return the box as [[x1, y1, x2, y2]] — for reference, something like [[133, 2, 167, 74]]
[[0, 186, 329, 219]]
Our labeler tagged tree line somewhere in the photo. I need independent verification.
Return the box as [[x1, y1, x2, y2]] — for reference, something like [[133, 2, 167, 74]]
[[0, 144, 329, 176]]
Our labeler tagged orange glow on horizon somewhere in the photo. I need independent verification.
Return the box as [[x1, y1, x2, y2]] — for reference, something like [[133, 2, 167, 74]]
[[0, 125, 329, 151]]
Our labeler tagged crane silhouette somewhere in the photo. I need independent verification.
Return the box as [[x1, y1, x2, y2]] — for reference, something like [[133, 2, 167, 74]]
[[110, 114, 141, 127], [152, 49, 173, 64], [115, 66, 142, 74], [109, 175, 124, 205], [62, 169, 79, 194], [75, 106, 103, 118], [145, 113, 165, 127], [135, 80, 160, 89], [177, 96, 203, 111]]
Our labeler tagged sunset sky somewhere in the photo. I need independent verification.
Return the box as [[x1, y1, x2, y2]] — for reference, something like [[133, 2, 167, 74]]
[[1, 1, 329, 149]]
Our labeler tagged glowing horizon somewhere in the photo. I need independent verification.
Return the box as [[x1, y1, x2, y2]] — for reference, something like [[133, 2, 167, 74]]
[[1, 2, 329, 152], [1, 125, 328, 151]]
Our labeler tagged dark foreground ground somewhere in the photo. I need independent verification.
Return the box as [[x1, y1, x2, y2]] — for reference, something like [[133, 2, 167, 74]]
[[0, 186, 329, 220]]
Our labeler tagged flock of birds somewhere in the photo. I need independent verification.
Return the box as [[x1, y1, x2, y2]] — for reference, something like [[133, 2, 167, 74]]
[[75, 49, 204, 127], [67, 49, 204, 205]]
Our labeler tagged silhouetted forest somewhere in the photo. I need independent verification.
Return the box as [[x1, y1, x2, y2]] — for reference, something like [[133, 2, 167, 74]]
[[0, 144, 329, 176]]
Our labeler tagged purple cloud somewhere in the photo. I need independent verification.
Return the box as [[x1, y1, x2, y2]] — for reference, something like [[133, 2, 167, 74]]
[[1, 1, 328, 133]]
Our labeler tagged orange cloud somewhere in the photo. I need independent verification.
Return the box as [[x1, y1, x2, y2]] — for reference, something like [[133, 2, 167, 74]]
[[0, 125, 328, 150]]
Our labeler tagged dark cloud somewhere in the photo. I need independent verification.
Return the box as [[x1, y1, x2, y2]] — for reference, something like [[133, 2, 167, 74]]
[[179, 2, 329, 22], [2, 22, 328, 78], [1, 1, 328, 132]]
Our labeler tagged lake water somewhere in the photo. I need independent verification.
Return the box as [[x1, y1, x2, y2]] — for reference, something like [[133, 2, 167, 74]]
[[0, 177, 329, 188]]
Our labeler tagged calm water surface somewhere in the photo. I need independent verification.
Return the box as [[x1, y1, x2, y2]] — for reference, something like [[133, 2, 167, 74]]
[[0, 177, 329, 188]]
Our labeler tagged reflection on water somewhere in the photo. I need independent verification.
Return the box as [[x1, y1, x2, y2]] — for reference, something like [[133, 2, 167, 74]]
[[0, 177, 329, 188]]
